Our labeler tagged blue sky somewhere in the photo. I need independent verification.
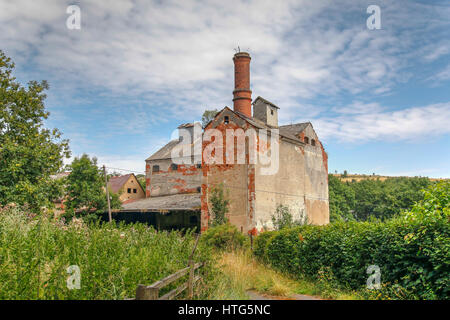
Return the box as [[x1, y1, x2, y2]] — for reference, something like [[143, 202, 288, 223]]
[[1, 0, 449, 177]]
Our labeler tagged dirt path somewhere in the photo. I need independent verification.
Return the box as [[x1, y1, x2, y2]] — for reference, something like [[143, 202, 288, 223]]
[[247, 290, 322, 300]]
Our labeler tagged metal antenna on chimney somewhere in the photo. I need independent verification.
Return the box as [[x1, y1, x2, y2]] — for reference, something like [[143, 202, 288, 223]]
[[233, 46, 240, 53]]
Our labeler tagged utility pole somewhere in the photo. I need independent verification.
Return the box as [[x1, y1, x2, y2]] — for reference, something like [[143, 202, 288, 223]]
[[103, 165, 112, 223]]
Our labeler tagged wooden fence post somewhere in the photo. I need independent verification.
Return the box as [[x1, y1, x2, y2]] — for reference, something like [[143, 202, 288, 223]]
[[136, 285, 159, 300], [187, 233, 200, 299]]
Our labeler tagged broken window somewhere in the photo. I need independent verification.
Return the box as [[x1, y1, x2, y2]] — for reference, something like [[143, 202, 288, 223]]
[[304, 137, 309, 144], [224, 116, 229, 124], [311, 139, 316, 146], [171, 163, 178, 171], [152, 165, 159, 173]]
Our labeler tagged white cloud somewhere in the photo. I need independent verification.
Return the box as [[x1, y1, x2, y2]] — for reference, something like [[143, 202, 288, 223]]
[[1, 0, 450, 150], [1, 0, 448, 114], [312, 102, 450, 143]]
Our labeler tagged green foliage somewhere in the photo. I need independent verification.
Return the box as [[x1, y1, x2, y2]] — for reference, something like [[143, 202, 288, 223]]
[[64, 154, 121, 221], [328, 175, 355, 222], [271, 204, 306, 230], [209, 183, 229, 226], [0, 206, 212, 299], [201, 109, 218, 128], [0, 50, 70, 211], [328, 175, 433, 221], [253, 230, 276, 262], [135, 174, 146, 193], [255, 181, 450, 299], [200, 223, 247, 251]]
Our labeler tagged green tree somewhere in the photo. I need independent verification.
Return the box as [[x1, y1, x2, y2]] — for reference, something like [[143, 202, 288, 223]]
[[136, 174, 146, 192], [202, 109, 218, 128], [0, 50, 70, 211], [209, 183, 229, 226], [64, 154, 120, 221], [328, 174, 356, 222]]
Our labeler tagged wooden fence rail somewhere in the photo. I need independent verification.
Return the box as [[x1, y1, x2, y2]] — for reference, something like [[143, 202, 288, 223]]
[[134, 233, 203, 300]]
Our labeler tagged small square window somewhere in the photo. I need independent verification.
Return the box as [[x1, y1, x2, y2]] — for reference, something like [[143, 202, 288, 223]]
[[224, 116, 229, 124], [271, 109, 274, 115], [127, 188, 131, 193], [171, 163, 178, 171], [133, 189, 137, 193], [196, 163, 202, 169]]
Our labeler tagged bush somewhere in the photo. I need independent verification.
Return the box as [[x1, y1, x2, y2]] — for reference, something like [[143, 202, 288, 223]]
[[200, 223, 248, 251], [253, 230, 276, 261], [254, 181, 450, 299], [0, 206, 212, 299], [209, 184, 230, 226]]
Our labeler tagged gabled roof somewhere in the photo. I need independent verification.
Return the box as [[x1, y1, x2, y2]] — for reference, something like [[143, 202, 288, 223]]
[[208, 106, 309, 145], [253, 96, 280, 109], [146, 140, 180, 161], [108, 174, 133, 193], [146, 136, 203, 161], [279, 122, 310, 141]]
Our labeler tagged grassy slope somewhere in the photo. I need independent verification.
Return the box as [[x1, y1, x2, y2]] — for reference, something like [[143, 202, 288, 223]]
[[208, 250, 360, 300]]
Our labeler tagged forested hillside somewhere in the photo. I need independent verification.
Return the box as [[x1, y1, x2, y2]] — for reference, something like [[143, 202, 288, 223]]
[[328, 175, 434, 222]]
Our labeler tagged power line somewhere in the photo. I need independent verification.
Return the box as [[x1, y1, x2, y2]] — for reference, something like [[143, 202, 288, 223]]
[[105, 166, 146, 174]]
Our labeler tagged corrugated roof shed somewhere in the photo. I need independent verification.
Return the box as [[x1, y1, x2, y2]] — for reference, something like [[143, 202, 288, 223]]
[[121, 193, 201, 211]]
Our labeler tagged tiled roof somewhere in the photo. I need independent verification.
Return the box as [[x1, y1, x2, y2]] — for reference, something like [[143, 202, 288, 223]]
[[107, 174, 132, 193], [146, 136, 202, 161], [252, 96, 280, 109], [279, 123, 310, 142]]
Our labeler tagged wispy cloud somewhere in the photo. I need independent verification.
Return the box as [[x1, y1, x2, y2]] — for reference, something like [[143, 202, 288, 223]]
[[313, 102, 450, 143]]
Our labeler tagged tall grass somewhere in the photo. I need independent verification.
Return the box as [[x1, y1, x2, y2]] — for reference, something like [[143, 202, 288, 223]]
[[0, 206, 211, 300]]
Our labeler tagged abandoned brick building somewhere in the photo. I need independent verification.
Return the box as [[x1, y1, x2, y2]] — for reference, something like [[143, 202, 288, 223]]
[[123, 52, 329, 233]]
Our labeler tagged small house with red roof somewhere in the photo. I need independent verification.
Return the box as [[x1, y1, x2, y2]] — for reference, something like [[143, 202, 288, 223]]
[[108, 173, 145, 203]]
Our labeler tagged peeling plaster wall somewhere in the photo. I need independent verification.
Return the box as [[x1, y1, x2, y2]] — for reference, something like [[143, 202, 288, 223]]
[[145, 159, 201, 197], [254, 124, 329, 230], [254, 139, 306, 231], [201, 108, 255, 233], [299, 125, 329, 225]]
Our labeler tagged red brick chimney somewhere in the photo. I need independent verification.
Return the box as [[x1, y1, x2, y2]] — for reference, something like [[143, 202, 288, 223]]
[[233, 52, 252, 117]]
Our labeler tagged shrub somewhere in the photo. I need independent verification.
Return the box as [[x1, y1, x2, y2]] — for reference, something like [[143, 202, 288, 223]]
[[200, 223, 247, 251], [271, 204, 306, 230], [254, 181, 450, 299], [209, 183, 230, 226], [0, 206, 212, 299], [253, 230, 276, 261]]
